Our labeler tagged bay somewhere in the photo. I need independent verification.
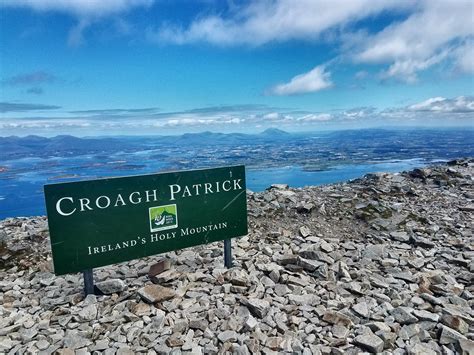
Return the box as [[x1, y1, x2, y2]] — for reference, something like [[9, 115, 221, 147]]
[[1, 128, 472, 219]]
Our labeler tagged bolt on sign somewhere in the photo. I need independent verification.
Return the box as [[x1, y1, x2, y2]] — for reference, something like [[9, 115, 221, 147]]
[[44, 166, 248, 275]]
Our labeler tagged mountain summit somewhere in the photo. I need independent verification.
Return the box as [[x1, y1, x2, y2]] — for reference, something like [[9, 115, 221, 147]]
[[259, 128, 290, 137]]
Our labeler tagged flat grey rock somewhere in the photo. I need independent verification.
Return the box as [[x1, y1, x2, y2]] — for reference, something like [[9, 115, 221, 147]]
[[354, 333, 384, 353], [217, 330, 238, 343], [95, 279, 126, 294], [138, 284, 176, 303]]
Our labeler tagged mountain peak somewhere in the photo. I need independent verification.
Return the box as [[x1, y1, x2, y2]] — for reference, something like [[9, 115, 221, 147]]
[[260, 128, 289, 136]]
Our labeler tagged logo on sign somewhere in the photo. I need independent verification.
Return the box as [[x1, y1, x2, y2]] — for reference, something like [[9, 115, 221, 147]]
[[149, 204, 178, 232]]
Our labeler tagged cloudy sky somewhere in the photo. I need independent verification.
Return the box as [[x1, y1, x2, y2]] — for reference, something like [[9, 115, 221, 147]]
[[0, 0, 473, 136]]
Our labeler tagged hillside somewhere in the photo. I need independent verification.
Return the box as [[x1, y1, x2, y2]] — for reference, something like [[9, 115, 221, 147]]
[[0, 160, 473, 354]]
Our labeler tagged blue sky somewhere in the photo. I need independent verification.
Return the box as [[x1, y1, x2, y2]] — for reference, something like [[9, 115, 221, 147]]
[[0, 0, 473, 136]]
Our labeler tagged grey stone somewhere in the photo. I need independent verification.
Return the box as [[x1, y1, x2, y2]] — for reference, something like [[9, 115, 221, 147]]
[[441, 314, 469, 334], [245, 338, 260, 353], [228, 268, 250, 286], [322, 311, 353, 328], [154, 344, 172, 354], [233, 344, 251, 355], [338, 261, 351, 279], [78, 304, 98, 322], [90, 340, 109, 351], [332, 324, 349, 339], [116, 348, 134, 355], [189, 318, 208, 332], [63, 332, 92, 350], [390, 231, 410, 242], [376, 331, 397, 349], [35, 340, 50, 350], [148, 258, 171, 276], [390, 307, 418, 325], [363, 244, 386, 260], [270, 184, 288, 190], [399, 323, 421, 340], [299, 226, 311, 238], [265, 337, 283, 350], [298, 257, 324, 271], [439, 325, 467, 345], [352, 301, 370, 318], [152, 269, 181, 283], [242, 298, 270, 318], [412, 310, 439, 323], [407, 343, 437, 355], [297, 203, 315, 214], [95, 279, 126, 294], [288, 293, 319, 306], [75, 348, 91, 355], [217, 330, 238, 343], [366, 322, 391, 333], [320, 240, 334, 253], [274, 284, 290, 296], [354, 333, 384, 353], [166, 334, 184, 347], [0, 324, 21, 336], [172, 319, 189, 334], [245, 315, 258, 331], [392, 271, 416, 283], [138, 284, 176, 303]]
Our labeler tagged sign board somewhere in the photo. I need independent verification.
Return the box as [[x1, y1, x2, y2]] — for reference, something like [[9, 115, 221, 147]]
[[44, 166, 247, 275]]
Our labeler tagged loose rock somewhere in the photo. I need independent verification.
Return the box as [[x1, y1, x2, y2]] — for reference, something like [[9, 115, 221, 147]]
[[138, 284, 176, 303]]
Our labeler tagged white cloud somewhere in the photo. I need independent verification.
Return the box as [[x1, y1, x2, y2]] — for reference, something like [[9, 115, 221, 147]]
[[139, 116, 241, 129], [0, 119, 92, 129], [354, 0, 474, 82], [408, 96, 474, 113], [381, 51, 449, 83], [270, 65, 333, 96], [297, 113, 332, 122], [263, 112, 280, 120], [151, 0, 405, 46], [342, 108, 376, 120]]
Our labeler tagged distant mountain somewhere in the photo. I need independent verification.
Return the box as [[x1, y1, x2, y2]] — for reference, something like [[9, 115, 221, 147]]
[[259, 128, 290, 137], [0, 129, 296, 159], [0, 135, 134, 159]]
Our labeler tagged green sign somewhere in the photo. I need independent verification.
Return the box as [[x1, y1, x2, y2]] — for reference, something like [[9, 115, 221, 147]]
[[44, 166, 247, 275]]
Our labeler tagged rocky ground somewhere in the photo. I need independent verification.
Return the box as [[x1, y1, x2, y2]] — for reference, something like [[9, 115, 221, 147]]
[[0, 159, 473, 355]]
